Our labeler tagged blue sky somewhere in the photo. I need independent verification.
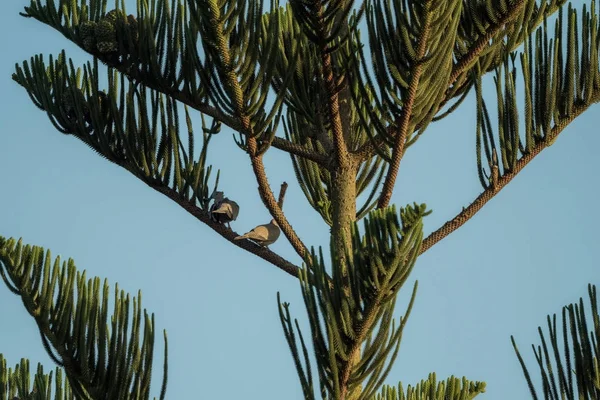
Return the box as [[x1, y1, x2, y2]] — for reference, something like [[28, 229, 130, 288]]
[[1, 2, 598, 399]]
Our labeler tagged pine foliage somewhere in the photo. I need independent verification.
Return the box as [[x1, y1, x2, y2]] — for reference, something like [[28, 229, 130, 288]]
[[374, 373, 486, 400], [4, 0, 600, 398], [0, 237, 168, 400], [475, 2, 600, 191], [12, 52, 220, 208], [511, 284, 600, 400], [278, 204, 446, 399], [1, 355, 74, 399]]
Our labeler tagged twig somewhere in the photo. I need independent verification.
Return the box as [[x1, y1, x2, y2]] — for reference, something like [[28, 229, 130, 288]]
[[278, 182, 289, 209]]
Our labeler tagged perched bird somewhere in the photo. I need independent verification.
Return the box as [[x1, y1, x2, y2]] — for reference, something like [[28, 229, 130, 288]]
[[234, 219, 281, 247], [209, 191, 239, 229]]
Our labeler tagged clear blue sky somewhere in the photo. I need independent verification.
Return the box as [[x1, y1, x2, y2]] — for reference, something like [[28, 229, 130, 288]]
[[1, 2, 598, 399]]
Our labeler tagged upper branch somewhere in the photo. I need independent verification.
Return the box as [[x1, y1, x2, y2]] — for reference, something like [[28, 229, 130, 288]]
[[377, 3, 434, 209], [420, 103, 591, 255], [448, 0, 527, 86], [354, 0, 535, 163]]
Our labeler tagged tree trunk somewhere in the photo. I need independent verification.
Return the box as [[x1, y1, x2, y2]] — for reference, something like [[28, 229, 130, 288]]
[[330, 160, 357, 275], [330, 158, 362, 400]]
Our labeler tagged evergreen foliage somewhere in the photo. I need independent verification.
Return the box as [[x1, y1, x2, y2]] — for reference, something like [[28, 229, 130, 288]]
[[2, 0, 600, 398], [1, 355, 74, 399], [512, 284, 600, 400], [0, 237, 168, 400]]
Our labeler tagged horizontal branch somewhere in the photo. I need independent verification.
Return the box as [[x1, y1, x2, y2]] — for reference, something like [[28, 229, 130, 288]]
[[419, 103, 591, 255], [150, 184, 303, 279]]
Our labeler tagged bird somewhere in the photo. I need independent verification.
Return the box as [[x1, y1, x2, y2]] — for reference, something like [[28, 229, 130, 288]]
[[234, 219, 281, 247], [209, 191, 239, 229]]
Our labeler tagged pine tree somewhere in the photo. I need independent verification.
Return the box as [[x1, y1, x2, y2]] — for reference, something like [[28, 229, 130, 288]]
[[1, 0, 599, 399]]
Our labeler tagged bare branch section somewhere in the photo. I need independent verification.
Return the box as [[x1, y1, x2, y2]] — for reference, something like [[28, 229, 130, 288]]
[[151, 185, 303, 278], [248, 139, 309, 260], [420, 107, 587, 255]]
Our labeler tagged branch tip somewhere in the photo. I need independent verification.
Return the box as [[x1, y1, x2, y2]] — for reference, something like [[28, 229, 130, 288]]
[[278, 182, 289, 209]]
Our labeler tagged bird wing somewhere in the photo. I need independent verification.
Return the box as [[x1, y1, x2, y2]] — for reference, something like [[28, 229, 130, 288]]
[[244, 225, 270, 241], [212, 200, 239, 220]]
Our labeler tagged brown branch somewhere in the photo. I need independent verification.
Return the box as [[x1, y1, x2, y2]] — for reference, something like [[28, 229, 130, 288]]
[[321, 55, 349, 167], [377, 7, 433, 209], [205, 16, 309, 262], [196, 5, 312, 264], [248, 138, 309, 260], [150, 184, 303, 279], [419, 104, 590, 255]]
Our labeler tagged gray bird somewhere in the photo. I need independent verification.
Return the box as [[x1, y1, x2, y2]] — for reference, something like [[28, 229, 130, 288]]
[[209, 191, 239, 229], [234, 219, 281, 247]]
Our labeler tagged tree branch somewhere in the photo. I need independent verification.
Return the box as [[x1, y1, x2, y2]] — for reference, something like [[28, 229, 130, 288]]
[[95, 61, 330, 166], [377, 7, 433, 209], [272, 136, 330, 166], [419, 103, 591, 255], [248, 139, 310, 260], [201, 4, 310, 263], [354, 0, 527, 164], [150, 184, 303, 279]]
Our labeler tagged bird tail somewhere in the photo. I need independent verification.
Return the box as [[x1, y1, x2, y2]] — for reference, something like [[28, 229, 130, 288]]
[[234, 235, 247, 240]]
